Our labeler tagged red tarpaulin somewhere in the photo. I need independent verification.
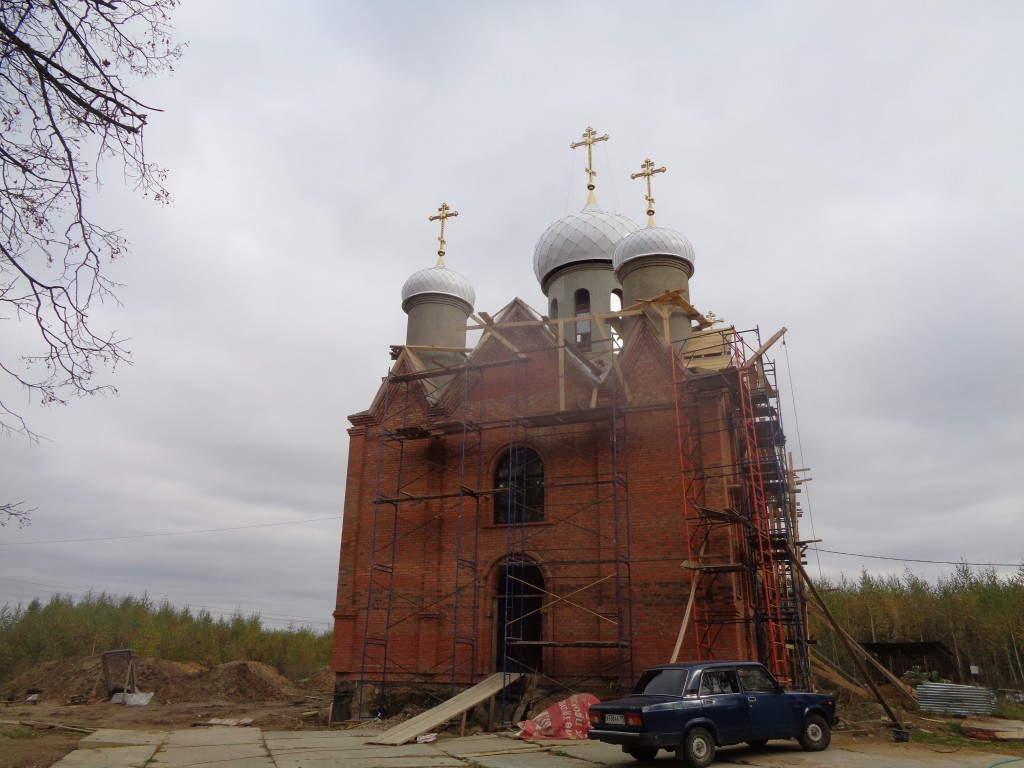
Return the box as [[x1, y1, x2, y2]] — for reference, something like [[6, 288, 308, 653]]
[[517, 694, 601, 740]]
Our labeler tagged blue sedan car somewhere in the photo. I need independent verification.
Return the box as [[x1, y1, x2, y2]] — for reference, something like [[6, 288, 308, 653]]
[[587, 661, 837, 766]]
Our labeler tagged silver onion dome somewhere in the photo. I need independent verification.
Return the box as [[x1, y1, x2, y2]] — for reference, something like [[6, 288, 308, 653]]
[[613, 226, 695, 272], [401, 264, 476, 311], [533, 202, 640, 285]]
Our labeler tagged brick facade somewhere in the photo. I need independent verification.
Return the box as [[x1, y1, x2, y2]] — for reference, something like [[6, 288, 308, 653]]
[[331, 301, 774, 693]]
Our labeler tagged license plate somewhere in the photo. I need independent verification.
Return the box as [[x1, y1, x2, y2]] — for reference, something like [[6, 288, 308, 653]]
[[605, 713, 625, 725]]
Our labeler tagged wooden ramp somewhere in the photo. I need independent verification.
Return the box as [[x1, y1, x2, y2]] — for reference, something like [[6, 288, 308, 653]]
[[369, 672, 522, 745]]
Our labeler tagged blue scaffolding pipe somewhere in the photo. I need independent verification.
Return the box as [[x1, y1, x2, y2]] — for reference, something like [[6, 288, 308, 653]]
[[450, 359, 482, 693]]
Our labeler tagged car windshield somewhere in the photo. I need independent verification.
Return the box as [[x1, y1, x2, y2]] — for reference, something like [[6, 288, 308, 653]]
[[631, 668, 689, 696]]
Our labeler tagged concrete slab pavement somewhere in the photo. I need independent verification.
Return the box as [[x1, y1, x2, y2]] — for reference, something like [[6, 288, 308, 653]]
[[46, 744, 159, 768], [266, 733, 464, 768], [50, 727, 1022, 768], [77, 728, 168, 748]]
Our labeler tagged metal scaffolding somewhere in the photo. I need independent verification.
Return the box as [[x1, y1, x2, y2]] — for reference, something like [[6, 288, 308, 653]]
[[356, 359, 486, 718], [350, 307, 812, 719], [668, 325, 811, 690]]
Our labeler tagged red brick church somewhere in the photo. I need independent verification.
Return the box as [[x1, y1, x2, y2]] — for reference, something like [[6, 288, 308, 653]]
[[331, 130, 811, 717]]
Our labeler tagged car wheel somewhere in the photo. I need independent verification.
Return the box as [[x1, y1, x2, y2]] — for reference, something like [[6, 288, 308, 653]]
[[745, 739, 768, 748], [627, 746, 659, 762], [678, 726, 715, 768], [798, 713, 831, 751]]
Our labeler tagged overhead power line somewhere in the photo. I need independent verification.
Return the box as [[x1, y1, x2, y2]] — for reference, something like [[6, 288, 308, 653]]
[[812, 547, 1022, 568]]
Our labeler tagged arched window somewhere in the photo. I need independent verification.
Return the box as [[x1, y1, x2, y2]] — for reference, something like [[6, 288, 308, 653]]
[[550, 297, 558, 319], [574, 289, 591, 351], [494, 447, 544, 524]]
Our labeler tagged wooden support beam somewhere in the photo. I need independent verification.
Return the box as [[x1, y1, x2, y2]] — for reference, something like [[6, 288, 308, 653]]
[[472, 313, 523, 356], [464, 308, 649, 332], [817, 610, 919, 704], [742, 327, 788, 370], [809, 651, 870, 700], [680, 561, 746, 573], [795, 559, 905, 729], [670, 575, 700, 663], [510, 674, 537, 725]]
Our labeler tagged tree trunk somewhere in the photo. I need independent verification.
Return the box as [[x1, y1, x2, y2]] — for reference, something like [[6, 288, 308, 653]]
[[948, 617, 963, 683], [1010, 624, 1024, 683]]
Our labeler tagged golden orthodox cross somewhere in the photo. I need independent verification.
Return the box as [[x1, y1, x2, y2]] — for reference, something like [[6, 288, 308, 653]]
[[429, 202, 459, 265], [630, 158, 667, 226], [570, 126, 609, 204]]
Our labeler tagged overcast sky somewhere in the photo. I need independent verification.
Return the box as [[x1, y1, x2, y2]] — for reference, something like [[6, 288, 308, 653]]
[[2, 1, 1022, 632]]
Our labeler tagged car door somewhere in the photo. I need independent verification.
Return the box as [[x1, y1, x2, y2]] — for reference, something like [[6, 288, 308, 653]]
[[697, 668, 747, 743], [737, 665, 793, 740]]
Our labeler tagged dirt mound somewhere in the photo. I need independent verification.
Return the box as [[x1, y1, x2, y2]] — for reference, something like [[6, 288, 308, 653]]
[[297, 667, 334, 695], [3, 656, 98, 701], [199, 661, 296, 701], [2, 657, 300, 704]]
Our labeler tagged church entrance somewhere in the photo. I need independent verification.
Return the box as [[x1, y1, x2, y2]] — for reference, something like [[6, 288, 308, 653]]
[[495, 561, 544, 673]]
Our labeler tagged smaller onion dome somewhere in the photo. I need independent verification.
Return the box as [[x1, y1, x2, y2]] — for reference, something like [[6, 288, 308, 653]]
[[533, 202, 640, 286], [613, 226, 695, 272], [401, 264, 476, 311]]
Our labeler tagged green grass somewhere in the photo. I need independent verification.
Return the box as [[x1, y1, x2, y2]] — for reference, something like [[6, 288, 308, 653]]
[[913, 725, 1024, 755], [996, 699, 1024, 720], [1, 728, 43, 740]]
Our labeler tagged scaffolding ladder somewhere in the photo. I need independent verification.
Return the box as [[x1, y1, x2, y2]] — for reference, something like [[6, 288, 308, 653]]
[[671, 327, 811, 689]]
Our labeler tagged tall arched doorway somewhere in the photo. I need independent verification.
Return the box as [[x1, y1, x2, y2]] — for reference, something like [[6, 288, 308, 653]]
[[495, 560, 544, 673]]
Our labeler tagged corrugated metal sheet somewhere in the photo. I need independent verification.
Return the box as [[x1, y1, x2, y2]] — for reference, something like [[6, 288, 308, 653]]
[[917, 683, 997, 715]]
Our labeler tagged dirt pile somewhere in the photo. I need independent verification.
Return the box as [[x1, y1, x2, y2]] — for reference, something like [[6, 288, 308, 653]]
[[298, 667, 334, 695], [200, 661, 296, 702], [2, 656, 305, 704]]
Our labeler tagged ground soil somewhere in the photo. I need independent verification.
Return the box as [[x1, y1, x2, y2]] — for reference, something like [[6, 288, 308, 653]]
[[1, 659, 1020, 768], [0, 656, 334, 768]]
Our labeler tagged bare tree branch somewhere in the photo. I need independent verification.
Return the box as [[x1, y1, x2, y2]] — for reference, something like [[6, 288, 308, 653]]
[[1, 1, 181, 525], [1, 500, 33, 527], [0, 0, 181, 443]]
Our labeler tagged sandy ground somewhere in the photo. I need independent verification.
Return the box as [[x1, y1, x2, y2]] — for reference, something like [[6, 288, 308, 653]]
[[1, 656, 333, 768], [0, 694, 336, 767]]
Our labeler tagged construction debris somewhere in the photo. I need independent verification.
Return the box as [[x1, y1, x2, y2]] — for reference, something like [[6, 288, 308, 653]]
[[961, 718, 1024, 741], [191, 717, 254, 727], [0, 720, 95, 734]]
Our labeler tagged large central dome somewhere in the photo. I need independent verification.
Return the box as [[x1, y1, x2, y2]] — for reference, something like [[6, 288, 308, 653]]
[[533, 201, 639, 288]]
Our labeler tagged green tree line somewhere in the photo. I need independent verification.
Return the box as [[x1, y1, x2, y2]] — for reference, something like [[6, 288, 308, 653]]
[[0, 592, 332, 683], [812, 563, 1024, 690]]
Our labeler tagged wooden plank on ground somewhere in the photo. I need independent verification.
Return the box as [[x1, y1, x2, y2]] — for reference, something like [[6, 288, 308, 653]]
[[369, 672, 522, 745]]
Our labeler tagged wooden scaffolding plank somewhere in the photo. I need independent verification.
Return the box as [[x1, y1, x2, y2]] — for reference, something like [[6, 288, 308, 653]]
[[369, 672, 522, 745]]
